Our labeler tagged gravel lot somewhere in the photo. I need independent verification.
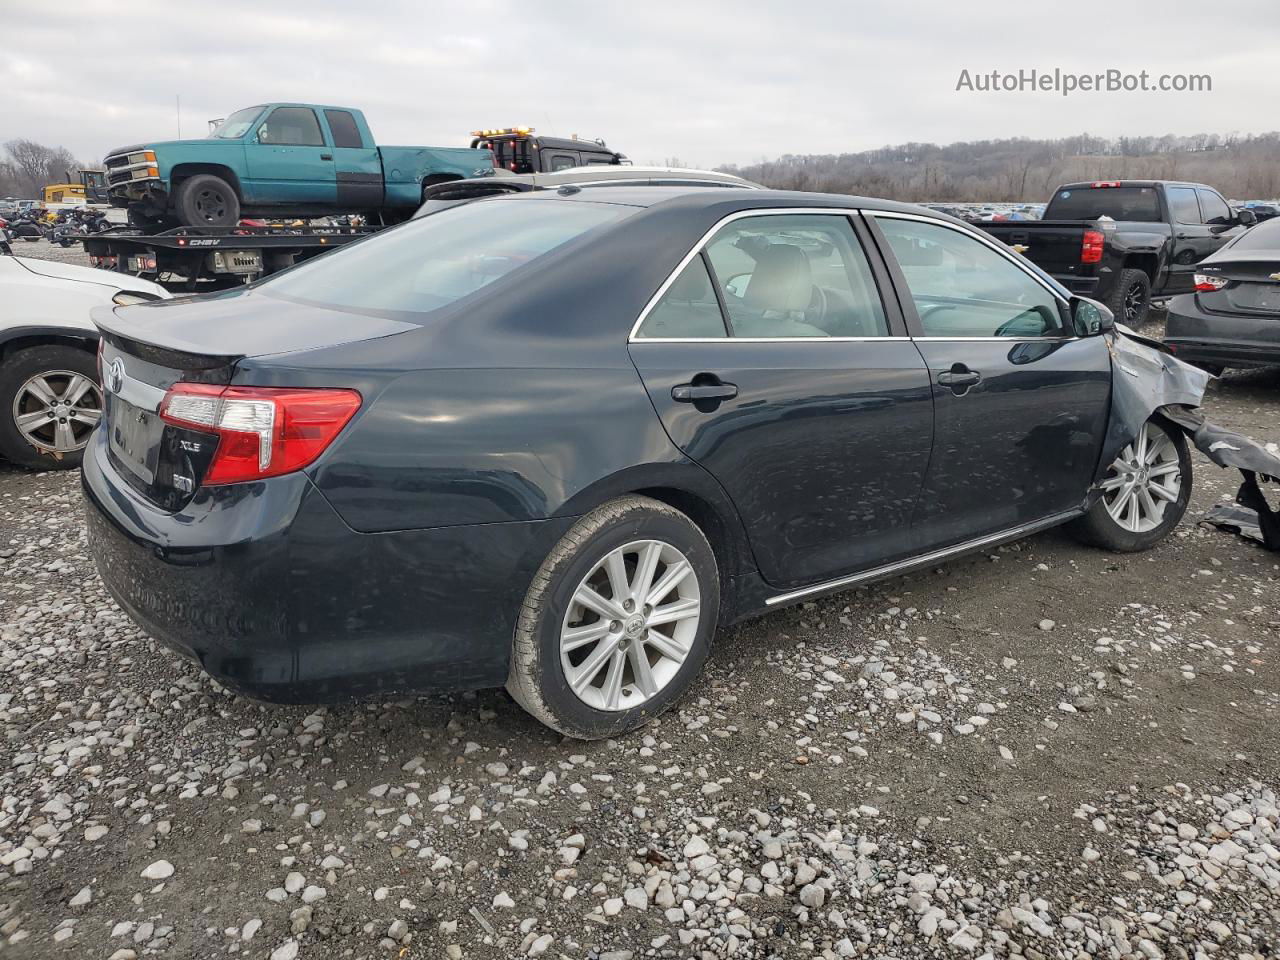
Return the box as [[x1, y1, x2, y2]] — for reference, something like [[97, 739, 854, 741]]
[[3, 240, 1279, 959]]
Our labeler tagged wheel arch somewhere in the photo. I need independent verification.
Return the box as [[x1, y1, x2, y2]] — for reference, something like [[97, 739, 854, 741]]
[[1122, 253, 1159, 286], [169, 163, 244, 199], [553, 461, 759, 623], [0, 326, 99, 364]]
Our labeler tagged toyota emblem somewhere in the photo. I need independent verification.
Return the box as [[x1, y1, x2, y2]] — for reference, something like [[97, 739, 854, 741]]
[[106, 357, 126, 395]]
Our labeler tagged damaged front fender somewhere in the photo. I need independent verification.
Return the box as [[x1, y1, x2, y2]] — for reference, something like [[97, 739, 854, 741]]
[[1097, 324, 1280, 548]]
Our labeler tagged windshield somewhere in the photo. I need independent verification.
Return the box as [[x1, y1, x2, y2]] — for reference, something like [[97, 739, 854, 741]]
[[258, 197, 634, 318], [210, 106, 265, 140], [1045, 186, 1161, 222]]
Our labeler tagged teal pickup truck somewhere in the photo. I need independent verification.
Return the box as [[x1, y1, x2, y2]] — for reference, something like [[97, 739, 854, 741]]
[[103, 103, 495, 227]]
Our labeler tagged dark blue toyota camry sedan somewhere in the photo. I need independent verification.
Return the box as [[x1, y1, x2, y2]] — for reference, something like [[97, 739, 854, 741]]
[[83, 187, 1192, 738]]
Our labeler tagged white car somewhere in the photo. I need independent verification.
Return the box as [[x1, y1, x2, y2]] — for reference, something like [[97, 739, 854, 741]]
[[0, 250, 169, 469]]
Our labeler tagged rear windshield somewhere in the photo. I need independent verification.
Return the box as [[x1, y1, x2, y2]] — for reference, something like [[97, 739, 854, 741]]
[[1227, 219, 1280, 251], [1044, 186, 1161, 222], [258, 198, 632, 318]]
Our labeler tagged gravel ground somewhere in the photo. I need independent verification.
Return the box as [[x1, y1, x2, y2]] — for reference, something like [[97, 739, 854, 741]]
[[2, 240, 1279, 959]]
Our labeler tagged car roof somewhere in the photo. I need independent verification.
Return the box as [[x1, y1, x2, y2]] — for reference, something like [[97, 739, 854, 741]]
[[490, 166, 760, 188]]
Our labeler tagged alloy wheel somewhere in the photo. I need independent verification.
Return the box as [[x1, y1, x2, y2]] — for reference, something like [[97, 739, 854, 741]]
[[560, 539, 701, 712], [1098, 422, 1182, 533], [1124, 283, 1145, 324], [12, 371, 102, 455]]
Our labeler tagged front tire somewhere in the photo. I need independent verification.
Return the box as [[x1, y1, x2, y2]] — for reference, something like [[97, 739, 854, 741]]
[[0, 345, 102, 470], [507, 496, 719, 739], [1069, 417, 1191, 552], [173, 174, 240, 227]]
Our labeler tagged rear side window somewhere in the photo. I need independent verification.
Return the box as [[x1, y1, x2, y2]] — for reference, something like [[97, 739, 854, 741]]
[[877, 217, 1064, 338], [1197, 189, 1231, 225], [1167, 187, 1201, 224], [635, 257, 726, 339], [259, 198, 632, 318], [324, 110, 364, 149], [706, 215, 888, 338], [258, 107, 325, 147], [1045, 186, 1161, 222]]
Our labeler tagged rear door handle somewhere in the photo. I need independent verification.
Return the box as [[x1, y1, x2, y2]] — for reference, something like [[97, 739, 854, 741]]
[[937, 366, 982, 395], [672, 381, 738, 402]]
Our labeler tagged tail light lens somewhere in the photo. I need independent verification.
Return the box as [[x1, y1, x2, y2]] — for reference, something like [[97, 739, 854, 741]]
[[1194, 274, 1228, 292], [160, 384, 361, 485], [1081, 230, 1105, 264]]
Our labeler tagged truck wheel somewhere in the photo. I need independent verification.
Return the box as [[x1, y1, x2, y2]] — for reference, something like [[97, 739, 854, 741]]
[[1107, 269, 1152, 327], [174, 174, 240, 227], [0, 345, 102, 470]]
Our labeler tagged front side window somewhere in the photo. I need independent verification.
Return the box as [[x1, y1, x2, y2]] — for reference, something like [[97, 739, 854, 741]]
[[1167, 187, 1201, 224], [1197, 189, 1231, 225], [259, 197, 632, 319], [258, 107, 325, 147], [705, 215, 888, 338], [876, 217, 1064, 338], [549, 154, 580, 172]]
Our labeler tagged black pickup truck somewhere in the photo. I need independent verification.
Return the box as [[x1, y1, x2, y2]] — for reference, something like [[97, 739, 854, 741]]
[[977, 180, 1256, 325]]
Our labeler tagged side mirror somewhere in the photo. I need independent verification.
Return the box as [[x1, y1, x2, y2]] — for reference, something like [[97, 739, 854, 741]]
[[1071, 296, 1114, 336], [1237, 208, 1257, 227]]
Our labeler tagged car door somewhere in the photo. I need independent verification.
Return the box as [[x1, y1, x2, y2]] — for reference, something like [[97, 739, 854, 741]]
[[628, 211, 935, 589], [1164, 185, 1235, 294], [866, 213, 1112, 549], [322, 109, 382, 211], [244, 106, 337, 207]]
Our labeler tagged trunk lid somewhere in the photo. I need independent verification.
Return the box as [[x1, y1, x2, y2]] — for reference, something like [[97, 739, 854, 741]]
[[1196, 255, 1280, 316], [93, 289, 415, 511]]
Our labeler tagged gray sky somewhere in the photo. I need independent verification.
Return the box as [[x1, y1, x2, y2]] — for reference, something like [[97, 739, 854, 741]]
[[5, 0, 1278, 167]]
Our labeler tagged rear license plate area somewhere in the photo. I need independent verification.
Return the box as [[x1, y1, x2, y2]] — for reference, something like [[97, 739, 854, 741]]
[[107, 394, 160, 484]]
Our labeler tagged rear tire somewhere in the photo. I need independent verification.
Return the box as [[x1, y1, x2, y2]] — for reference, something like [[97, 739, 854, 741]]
[[174, 174, 240, 227], [1068, 417, 1191, 552], [1107, 268, 1152, 327], [0, 345, 102, 470], [507, 495, 719, 739]]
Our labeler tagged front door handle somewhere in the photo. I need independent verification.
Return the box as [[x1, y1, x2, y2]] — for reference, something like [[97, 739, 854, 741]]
[[320, 153, 333, 161], [937, 365, 982, 395], [672, 381, 738, 402]]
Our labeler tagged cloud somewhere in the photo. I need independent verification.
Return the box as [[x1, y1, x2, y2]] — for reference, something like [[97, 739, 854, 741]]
[[4, 0, 1278, 168]]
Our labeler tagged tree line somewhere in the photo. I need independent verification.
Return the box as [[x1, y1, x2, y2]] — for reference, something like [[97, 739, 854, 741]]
[[718, 131, 1280, 202], [0, 140, 87, 199]]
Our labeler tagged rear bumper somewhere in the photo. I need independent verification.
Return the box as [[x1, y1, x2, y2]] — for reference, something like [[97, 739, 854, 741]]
[[1164, 296, 1280, 369], [82, 429, 572, 702]]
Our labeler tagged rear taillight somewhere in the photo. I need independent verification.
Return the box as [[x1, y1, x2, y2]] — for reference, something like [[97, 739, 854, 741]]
[[159, 384, 361, 485], [1194, 274, 1228, 292], [1081, 230, 1105, 264]]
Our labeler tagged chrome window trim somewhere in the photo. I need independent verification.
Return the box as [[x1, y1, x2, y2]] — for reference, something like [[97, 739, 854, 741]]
[[633, 336, 913, 344], [627, 206, 1076, 344], [628, 206, 882, 342], [865, 209, 1071, 306]]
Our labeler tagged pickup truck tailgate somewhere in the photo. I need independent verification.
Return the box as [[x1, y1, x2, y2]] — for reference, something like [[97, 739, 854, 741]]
[[979, 221, 1091, 275]]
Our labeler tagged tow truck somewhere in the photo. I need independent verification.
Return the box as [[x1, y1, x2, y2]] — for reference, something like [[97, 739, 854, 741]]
[[470, 126, 627, 173]]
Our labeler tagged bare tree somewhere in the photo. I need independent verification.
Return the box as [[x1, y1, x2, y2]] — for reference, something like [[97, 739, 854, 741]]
[[0, 139, 82, 198]]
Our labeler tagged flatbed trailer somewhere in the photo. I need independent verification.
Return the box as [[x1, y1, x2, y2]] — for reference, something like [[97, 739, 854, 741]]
[[82, 223, 380, 293]]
